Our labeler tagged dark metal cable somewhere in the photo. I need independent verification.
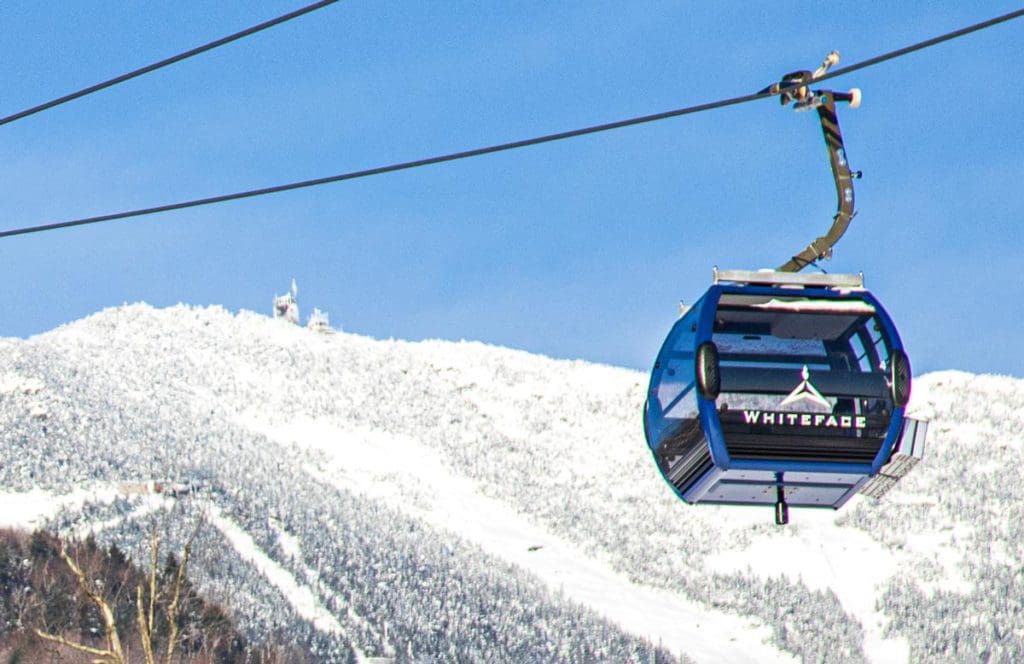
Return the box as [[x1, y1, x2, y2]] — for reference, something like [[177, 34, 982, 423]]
[[2, 6, 1022, 240], [0, 0, 339, 128], [0, 88, 775, 239], [816, 6, 1024, 84]]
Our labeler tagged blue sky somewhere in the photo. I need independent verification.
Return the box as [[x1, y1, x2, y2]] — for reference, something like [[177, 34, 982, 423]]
[[2, 1, 1022, 377]]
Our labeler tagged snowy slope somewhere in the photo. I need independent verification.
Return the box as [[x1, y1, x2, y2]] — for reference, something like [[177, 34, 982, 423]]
[[2, 304, 1022, 662]]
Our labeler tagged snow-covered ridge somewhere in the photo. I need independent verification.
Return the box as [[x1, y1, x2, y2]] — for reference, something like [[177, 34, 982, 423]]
[[3, 303, 1024, 662]]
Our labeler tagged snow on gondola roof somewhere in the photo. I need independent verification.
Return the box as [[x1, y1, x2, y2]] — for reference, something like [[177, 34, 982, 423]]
[[747, 298, 876, 315]]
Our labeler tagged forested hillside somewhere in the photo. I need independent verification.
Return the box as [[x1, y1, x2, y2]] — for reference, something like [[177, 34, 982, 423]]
[[1, 304, 1022, 662]]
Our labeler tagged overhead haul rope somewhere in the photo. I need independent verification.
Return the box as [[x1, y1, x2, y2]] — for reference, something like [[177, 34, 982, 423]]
[[1, 6, 1021, 240], [0, 0, 339, 128]]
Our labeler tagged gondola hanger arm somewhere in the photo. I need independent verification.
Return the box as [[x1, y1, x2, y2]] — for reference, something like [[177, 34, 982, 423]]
[[763, 51, 863, 273]]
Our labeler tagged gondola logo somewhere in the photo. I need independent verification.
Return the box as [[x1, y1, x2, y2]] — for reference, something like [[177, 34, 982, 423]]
[[740, 410, 866, 429], [780, 365, 831, 411], [738, 365, 867, 429]]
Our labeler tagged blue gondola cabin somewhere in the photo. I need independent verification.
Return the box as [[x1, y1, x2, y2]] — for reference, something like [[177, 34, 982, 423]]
[[644, 269, 926, 524]]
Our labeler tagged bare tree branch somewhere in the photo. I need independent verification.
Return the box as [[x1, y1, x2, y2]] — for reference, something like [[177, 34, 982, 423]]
[[163, 518, 203, 664], [149, 531, 160, 638], [36, 521, 206, 664], [34, 627, 119, 662], [136, 585, 156, 664], [54, 541, 126, 663]]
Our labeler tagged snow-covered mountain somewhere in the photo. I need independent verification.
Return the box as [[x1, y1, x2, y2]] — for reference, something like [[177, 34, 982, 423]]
[[1, 304, 1022, 663]]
